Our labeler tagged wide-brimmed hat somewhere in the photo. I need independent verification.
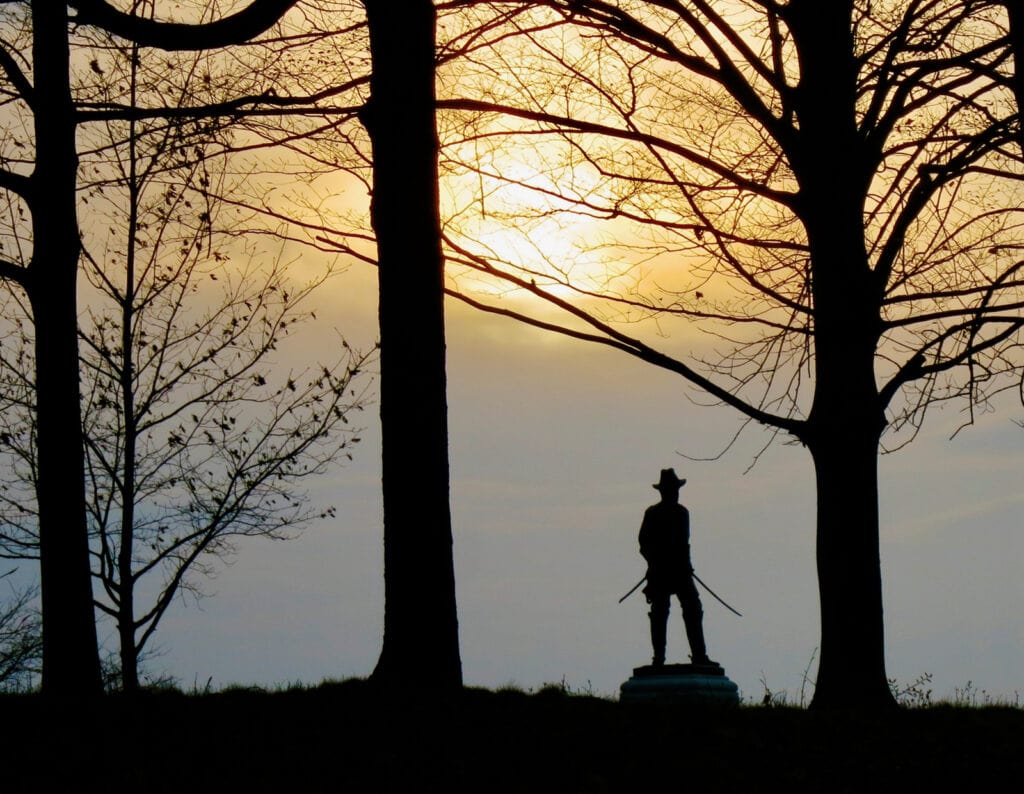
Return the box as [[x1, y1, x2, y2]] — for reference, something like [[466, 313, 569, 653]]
[[653, 468, 687, 490]]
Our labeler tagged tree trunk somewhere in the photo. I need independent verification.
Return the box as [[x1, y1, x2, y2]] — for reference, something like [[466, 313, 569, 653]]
[[118, 586, 138, 692], [362, 0, 462, 689], [803, 254, 892, 709], [1006, 1, 1024, 157], [805, 423, 894, 708], [118, 55, 142, 694], [788, 0, 896, 709], [30, 2, 103, 698]]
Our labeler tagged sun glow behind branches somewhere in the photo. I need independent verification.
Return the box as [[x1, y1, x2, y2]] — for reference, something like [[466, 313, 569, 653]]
[[436, 4, 694, 314], [434, 0, 807, 349], [441, 133, 635, 304]]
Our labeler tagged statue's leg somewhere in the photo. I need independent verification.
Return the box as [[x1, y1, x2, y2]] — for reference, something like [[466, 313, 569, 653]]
[[680, 580, 711, 664], [648, 594, 669, 666]]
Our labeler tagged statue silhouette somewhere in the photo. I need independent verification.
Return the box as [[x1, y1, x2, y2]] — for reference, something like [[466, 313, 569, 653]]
[[639, 468, 714, 667]]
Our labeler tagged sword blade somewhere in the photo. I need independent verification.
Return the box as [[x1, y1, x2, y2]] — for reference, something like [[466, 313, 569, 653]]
[[692, 571, 743, 617], [618, 575, 647, 604]]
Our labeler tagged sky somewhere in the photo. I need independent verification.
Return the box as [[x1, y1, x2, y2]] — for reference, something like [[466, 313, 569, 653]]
[[135, 259, 1024, 704], [1, 3, 1021, 705]]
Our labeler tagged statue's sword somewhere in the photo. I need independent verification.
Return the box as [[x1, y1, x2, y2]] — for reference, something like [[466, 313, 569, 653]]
[[618, 571, 743, 617], [692, 571, 743, 617], [617, 575, 647, 604]]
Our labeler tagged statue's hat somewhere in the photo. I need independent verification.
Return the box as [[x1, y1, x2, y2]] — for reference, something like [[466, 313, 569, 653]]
[[653, 468, 687, 490]]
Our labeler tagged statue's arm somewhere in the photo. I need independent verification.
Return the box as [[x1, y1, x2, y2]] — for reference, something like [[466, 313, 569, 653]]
[[681, 507, 695, 572], [638, 509, 653, 561]]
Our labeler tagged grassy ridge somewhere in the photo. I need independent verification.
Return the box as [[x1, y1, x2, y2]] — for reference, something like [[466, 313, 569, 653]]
[[2, 680, 1021, 792]]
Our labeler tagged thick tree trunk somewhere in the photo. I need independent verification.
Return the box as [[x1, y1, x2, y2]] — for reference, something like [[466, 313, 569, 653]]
[[788, 0, 896, 709], [805, 423, 894, 709], [803, 259, 892, 709], [1007, 1, 1024, 157], [362, 0, 462, 689], [31, 0, 103, 697]]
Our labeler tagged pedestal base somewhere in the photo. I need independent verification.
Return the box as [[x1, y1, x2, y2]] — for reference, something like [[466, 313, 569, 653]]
[[619, 663, 739, 705]]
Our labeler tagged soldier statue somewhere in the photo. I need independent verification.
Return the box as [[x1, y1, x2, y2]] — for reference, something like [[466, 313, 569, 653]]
[[639, 468, 714, 667]]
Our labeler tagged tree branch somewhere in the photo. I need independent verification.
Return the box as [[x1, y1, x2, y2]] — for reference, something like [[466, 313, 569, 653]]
[[880, 315, 1024, 410], [439, 98, 798, 206], [0, 43, 33, 110], [0, 258, 27, 288], [75, 77, 368, 122], [70, 0, 299, 51], [444, 237, 803, 435], [0, 166, 32, 203]]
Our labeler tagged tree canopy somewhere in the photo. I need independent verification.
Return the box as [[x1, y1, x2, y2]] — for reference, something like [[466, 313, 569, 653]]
[[434, 0, 1024, 707]]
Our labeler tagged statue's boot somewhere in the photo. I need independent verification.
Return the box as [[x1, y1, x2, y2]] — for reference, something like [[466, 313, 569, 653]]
[[649, 609, 667, 666], [683, 606, 715, 666]]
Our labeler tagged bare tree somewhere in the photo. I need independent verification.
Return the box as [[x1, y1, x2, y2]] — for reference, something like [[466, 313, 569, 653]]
[[70, 0, 464, 691], [81, 240, 371, 692], [432, 1, 1024, 707], [83, 38, 373, 690], [0, 23, 374, 691], [0, 294, 38, 565], [0, 573, 41, 691], [0, 0, 345, 695], [0, 0, 471, 693]]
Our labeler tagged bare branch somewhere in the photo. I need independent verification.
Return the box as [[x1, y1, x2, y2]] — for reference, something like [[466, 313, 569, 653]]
[[70, 0, 300, 51]]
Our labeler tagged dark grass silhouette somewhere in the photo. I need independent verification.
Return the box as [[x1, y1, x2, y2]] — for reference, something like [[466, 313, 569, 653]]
[[1, 679, 1021, 792]]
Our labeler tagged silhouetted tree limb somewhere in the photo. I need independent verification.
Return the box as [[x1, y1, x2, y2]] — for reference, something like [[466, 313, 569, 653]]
[[0, 575, 41, 691], [441, 98, 799, 208], [0, 169, 31, 202], [0, 44, 34, 109], [444, 236, 803, 434], [70, 0, 300, 50], [75, 82, 367, 123], [0, 259, 26, 286]]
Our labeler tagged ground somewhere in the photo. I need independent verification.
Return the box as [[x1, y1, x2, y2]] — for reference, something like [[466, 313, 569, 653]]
[[1, 680, 1021, 792]]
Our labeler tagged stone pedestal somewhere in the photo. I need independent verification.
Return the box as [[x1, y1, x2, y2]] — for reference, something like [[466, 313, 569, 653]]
[[619, 662, 739, 705]]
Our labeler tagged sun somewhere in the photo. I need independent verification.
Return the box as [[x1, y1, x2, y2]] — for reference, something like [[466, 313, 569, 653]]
[[442, 143, 633, 304]]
